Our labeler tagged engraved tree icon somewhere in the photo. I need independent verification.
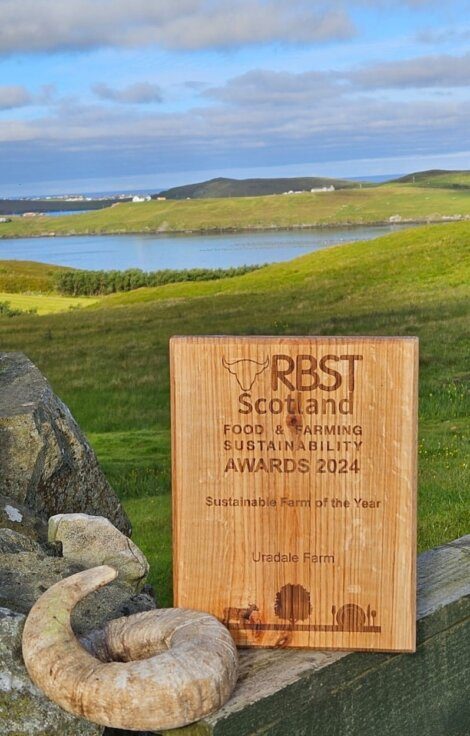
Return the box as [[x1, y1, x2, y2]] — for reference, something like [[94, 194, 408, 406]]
[[274, 584, 312, 629]]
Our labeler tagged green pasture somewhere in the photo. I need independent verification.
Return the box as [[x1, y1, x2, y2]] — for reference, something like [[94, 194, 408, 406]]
[[0, 221, 469, 606], [0, 260, 66, 293], [0, 184, 469, 239], [0, 292, 98, 314], [396, 171, 470, 189]]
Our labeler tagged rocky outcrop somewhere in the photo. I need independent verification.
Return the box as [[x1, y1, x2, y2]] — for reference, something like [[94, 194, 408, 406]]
[[49, 514, 149, 591], [0, 548, 155, 636], [0, 512, 155, 734], [0, 353, 130, 535], [0, 355, 155, 734]]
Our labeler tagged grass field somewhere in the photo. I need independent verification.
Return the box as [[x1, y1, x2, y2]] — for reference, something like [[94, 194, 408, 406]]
[[0, 260, 66, 292], [0, 184, 469, 239], [0, 221, 469, 606], [396, 171, 470, 189], [0, 292, 98, 314]]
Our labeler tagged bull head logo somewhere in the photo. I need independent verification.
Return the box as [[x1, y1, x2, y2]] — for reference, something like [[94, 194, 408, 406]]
[[222, 356, 269, 391]]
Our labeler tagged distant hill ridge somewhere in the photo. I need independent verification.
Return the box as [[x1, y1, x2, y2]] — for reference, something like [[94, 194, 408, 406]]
[[0, 197, 129, 216], [392, 169, 470, 188], [156, 176, 362, 200]]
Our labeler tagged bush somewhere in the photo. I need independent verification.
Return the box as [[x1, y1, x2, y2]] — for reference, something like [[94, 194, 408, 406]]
[[53, 265, 262, 296], [0, 301, 37, 317]]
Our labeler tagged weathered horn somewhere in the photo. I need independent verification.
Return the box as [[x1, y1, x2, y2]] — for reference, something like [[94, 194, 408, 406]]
[[22, 566, 238, 731]]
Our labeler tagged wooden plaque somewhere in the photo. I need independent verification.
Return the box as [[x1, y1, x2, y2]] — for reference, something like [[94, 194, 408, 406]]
[[171, 336, 418, 652]]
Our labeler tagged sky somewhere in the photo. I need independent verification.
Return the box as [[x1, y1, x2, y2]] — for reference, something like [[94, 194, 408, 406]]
[[0, 0, 469, 196]]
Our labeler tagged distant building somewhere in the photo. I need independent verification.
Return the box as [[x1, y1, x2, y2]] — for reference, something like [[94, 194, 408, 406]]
[[155, 196, 167, 201], [310, 186, 335, 193], [0, 217, 11, 223], [132, 195, 151, 203]]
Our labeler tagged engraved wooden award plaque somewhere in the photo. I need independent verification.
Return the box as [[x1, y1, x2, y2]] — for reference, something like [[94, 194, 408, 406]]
[[171, 336, 418, 652]]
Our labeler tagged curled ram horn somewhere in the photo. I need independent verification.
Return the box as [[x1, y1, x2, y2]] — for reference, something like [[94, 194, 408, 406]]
[[22, 566, 239, 731]]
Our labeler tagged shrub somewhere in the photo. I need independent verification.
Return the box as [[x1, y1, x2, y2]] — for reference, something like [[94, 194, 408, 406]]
[[53, 265, 262, 296]]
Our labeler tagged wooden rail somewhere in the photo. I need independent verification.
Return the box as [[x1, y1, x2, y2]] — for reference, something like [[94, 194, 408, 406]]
[[159, 535, 470, 736]]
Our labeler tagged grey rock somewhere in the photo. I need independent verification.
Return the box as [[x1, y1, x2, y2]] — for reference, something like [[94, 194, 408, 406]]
[[73, 588, 156, 638], [0, 607, 103, 735], [0, 495, 48, 544], [0, 352, 130, 535], [0, 550, 156, 635], [0, 529, 45, 555], [49, 514, 149, 591], [0, 528, 156, 734], [0, 551, 82, 615]]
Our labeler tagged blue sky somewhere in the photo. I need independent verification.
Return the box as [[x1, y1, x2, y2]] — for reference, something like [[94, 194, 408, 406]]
[[0, 0, 469, 195]]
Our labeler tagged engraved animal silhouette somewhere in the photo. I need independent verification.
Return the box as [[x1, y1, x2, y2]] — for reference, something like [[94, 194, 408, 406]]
[[223, 603, 259, 627], [222, 356, 269, 391]]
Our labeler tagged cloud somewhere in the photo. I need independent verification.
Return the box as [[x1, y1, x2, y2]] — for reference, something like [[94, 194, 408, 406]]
[[0, 85, 32, 110], [1, 88, 467, 154], [204, 53, 470, 108], [203, 70, 346, 106], [0, 85, 468, 190], [92, 82, 163, 104], [350, 53, 470, 89], [0, 0, 355, 55], [416, 27, 470, 44]]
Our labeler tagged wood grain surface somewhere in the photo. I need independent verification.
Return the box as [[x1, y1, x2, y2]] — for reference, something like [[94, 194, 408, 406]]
[[171, 336, 418, 652]]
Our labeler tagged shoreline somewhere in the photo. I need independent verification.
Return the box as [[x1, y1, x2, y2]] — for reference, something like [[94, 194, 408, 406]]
[[0, 215, 466, 240]]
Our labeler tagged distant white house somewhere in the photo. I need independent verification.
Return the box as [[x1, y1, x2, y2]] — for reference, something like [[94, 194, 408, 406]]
[[282, 185, 336, 195], [132, 195, 151, 203], [0, 217, 11, 223]]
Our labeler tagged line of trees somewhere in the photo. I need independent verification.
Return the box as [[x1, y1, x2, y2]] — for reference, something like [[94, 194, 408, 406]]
[[53, 265, 261, 296]]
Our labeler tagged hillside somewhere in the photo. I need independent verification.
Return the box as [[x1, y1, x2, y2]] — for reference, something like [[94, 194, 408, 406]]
[[156, 176, 360, 199], [0, 184, 469, 239], [1, 221, 469, 605], [0, 197, 129, 216], [0, 260, 67, 293], [393, 169, 470, 189]]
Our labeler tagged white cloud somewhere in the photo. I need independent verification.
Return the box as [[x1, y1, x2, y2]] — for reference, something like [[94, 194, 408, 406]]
[[0, 0, 355, 54], [351, 53, 470, 88], [0, 85, 32, 110], [203, 70, 346, 106], [204, 53, 470, 108], [92, 82, 163, 104]]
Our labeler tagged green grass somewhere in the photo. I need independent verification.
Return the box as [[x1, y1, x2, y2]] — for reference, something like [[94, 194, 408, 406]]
[[0, 221, 469, 606], [395, 170, 470, 189], [0, 184, 469, 239], [0, 292, 98, 314], [0, 260, 67, 292]]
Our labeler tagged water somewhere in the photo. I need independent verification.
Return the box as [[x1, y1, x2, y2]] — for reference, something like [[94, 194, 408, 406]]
[[0, 225, 412, 271], [46, 209, 94, 217]]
